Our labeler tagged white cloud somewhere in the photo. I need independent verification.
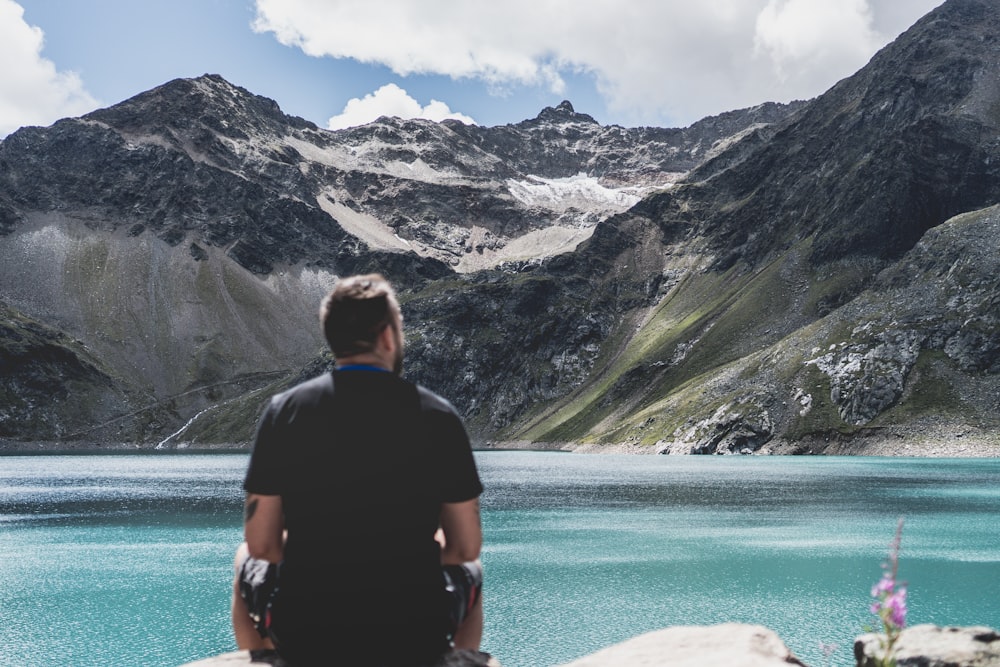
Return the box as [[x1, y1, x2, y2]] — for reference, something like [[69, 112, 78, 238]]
[[327, 83, 476, 130], [753, 0, 882, 84], [254, 0, 944, 127], [0, 0, 99, 138], [253, 0, 561, 87]]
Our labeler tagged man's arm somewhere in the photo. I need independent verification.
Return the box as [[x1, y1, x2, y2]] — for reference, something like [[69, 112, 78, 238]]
[[244, 493, 285, 563], [439, 497, 481, 565]]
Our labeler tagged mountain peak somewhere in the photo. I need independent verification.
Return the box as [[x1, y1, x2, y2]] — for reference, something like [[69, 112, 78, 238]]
[[85, 74, 317, 137], [534, 100, 598, 125]]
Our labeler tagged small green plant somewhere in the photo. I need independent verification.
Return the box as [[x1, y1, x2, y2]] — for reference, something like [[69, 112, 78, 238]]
[[868, 518, 908, 667]]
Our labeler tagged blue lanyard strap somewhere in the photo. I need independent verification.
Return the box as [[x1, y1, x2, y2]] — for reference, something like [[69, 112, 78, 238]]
[[336, 364, 390, 373]]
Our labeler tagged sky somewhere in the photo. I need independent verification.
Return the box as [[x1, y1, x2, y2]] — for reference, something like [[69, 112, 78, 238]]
[[1, 0, 946, 139]]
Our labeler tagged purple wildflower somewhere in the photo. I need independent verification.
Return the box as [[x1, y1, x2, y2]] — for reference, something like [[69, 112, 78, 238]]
[[871, 576, 894, 598], [867, 518, 907, 667], [885, 588, 907, 628]]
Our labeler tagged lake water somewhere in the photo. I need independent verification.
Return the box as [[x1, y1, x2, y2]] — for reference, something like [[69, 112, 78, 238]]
[[0, 451, 997, 667]]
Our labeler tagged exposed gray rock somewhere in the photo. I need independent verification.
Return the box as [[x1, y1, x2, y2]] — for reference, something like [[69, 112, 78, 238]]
[[806, 329, 923, 425], [657, 394, 774, 454], [875, 206, 1000, 375], [855, 624, 1000, 667], [797, 204, 1000, 433]]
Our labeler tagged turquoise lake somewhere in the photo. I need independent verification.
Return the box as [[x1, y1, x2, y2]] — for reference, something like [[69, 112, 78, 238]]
[[0, 451, 998, 667]]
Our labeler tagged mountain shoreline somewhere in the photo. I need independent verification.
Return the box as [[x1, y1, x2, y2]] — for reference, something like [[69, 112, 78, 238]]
[[3, 413, 998, 457], [482, 419, 1000, 457]]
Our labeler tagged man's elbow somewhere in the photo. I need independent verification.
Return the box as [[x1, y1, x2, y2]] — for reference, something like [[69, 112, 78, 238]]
[[246, 542, 282, 563], [442, 537, 481, 564], [453, 543, 481, 563]]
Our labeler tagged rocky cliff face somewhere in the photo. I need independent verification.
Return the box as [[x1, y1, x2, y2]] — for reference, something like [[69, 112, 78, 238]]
[[1, 0, 998, 452], [0, 70, 791, 444]]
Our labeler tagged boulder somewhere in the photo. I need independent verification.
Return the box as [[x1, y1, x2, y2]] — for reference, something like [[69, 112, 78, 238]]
[[855, 624, 1000, 667], [556, 623, 806, 667]]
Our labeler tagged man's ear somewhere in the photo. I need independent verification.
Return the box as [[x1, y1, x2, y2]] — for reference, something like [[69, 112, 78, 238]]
[[377, 323, 397, 354]]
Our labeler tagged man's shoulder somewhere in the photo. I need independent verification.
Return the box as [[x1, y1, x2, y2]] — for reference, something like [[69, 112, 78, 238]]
[[268, 373, 333, 409], [271, 371, 462, 419], [413, 383, 461, 417]]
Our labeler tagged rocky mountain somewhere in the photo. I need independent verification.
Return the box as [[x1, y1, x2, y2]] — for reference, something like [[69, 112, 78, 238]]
[[0, 65, 797, 446], [1, 0, 998, 453]]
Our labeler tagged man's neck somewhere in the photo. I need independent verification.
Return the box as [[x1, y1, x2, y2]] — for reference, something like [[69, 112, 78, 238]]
[[335, 353, 391, 372]]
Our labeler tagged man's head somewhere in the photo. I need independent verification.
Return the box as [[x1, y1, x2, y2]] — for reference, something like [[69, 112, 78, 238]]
[[320, 274, 403, 374]]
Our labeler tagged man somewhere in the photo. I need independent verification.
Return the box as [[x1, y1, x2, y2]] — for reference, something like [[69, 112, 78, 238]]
[[232, 274, 484, 666]]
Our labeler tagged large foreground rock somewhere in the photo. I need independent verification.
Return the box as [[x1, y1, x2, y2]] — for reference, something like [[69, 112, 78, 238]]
[[855, 624, 1000, 667], [556, 623, 806, 667], [183, 623, 1000, 667], [182, 648, 499, 667]]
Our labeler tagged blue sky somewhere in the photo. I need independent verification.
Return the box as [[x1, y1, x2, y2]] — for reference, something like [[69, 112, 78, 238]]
[[2, 0, 944, 138]]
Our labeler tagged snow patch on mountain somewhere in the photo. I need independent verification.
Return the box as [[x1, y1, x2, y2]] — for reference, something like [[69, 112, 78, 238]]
[[455, 224, 594, 273], [284, 135, 473, 184], [506, 173, 643, 214], [318, 195, 415, 253]]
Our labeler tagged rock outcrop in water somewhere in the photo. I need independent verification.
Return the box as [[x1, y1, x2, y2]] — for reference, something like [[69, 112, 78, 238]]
[[1, 0, 999, 453], [855, 624, 1000, 667]]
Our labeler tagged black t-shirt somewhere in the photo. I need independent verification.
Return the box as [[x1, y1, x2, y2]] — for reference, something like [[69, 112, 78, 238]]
[[243, 369, 482, 662]]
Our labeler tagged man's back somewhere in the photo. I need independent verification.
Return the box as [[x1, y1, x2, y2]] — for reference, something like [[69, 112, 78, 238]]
[[244, 368, 482, 663]]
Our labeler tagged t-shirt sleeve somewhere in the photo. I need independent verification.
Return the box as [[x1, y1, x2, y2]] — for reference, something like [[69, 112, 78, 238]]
[[426, 405, 483, 503], [243, 397, 286, 496]]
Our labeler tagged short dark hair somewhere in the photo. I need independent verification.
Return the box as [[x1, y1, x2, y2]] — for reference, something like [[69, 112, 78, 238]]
[[320, 274, 400, 358]]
